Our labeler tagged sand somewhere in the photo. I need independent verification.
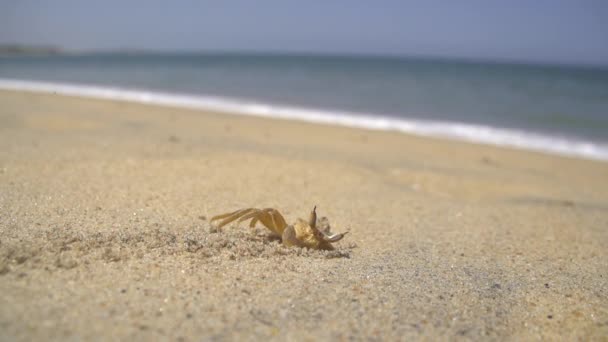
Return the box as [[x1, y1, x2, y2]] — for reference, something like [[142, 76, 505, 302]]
[[0, 89, 607, 341]]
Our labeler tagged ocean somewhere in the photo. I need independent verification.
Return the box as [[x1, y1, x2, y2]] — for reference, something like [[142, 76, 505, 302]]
[[1, 53, 607, 161]]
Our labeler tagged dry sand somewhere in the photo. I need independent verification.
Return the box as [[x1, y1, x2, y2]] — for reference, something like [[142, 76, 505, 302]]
[[0, 90, 607, 341]]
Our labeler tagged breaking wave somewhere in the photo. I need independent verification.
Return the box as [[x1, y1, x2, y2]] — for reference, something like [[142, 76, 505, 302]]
[[1, 78, 607, 162]]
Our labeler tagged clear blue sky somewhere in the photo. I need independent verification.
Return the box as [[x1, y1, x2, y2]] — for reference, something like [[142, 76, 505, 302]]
[[1, 0, 607, 66]]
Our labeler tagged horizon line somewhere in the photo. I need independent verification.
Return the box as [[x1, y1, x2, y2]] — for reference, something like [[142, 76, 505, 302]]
[[1, 44, 607, 71]]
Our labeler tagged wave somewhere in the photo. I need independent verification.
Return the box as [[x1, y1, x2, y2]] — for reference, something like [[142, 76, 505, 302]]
[[1, 78, 607, 162]]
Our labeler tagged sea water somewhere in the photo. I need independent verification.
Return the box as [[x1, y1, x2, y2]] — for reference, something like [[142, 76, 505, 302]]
[[1, 53, 607, 160]]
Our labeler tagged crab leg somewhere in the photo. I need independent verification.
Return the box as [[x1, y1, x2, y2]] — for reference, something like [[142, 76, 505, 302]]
[[236, 210, 267, 229], [249, 216, 259, 228], [210, 208, 257, 228], [230, 208, 286, 235], [256, 209, 287, 235], [210, 208, 252, 221], [244, 208, 286, 229], [265, 208, 288, 233]]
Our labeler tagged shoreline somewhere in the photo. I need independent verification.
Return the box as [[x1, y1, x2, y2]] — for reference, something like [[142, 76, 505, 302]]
[[1, 78, 606, 162]]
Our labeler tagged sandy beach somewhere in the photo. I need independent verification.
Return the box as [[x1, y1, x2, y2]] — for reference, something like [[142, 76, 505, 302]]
[[0, 89, 607, 340]]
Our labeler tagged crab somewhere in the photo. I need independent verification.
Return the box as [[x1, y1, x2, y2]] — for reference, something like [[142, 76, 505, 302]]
[[210, 206, 348, 250]]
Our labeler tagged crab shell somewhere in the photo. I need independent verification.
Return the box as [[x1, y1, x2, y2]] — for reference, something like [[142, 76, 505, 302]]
[[282, 218, 336, 250]]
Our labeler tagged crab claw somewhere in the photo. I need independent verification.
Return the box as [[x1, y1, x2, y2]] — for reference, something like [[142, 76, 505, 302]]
[[310, 206, 348, 243], [321, 231, 349, 243]]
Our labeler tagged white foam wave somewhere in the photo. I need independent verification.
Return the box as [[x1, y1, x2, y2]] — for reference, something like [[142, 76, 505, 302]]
[[1, 78, 607, 162]]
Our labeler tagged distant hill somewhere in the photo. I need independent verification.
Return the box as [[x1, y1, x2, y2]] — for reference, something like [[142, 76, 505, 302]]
[[0, 44, 63, 56]]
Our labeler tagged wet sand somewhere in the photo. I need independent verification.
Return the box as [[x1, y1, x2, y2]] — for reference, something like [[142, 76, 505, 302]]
[[0, 90, 607, 340]]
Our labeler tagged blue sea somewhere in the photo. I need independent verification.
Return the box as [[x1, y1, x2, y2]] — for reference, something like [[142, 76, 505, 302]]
[[1, 53, 607, 160]]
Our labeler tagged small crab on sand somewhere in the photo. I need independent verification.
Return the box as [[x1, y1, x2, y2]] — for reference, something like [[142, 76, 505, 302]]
[[210, 206, 348, 250]]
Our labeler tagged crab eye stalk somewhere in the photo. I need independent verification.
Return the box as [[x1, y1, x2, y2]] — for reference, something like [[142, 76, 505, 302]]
[[308, 205, 317, 228]]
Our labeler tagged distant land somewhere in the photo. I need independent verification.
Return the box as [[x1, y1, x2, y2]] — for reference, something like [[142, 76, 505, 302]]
[[0, 44, 63, 56]]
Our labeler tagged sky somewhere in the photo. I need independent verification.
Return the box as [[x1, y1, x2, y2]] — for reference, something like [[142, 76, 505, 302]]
[[1, 0, 607, 66]]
